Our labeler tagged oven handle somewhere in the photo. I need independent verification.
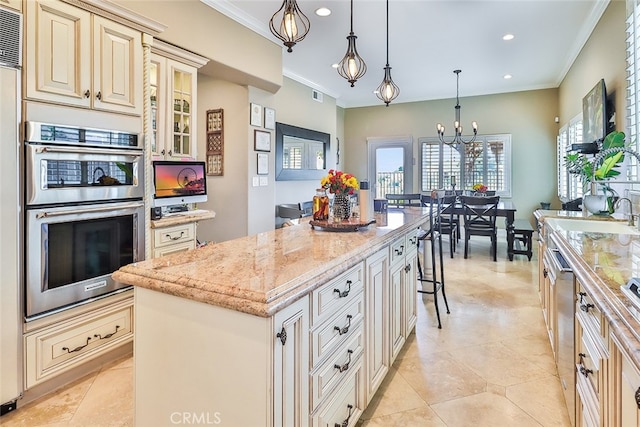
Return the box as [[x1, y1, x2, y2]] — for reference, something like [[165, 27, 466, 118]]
[[34, 146, 143, 157], [35, 202, 145, 219]]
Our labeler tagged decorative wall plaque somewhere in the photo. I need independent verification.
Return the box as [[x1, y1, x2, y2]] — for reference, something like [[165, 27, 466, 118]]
[[206, 109, 224, 176]]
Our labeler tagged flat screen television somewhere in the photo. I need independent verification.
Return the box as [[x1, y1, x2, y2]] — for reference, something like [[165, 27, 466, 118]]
[[152, 160, 207, 208], [577, 79, 607, 153]]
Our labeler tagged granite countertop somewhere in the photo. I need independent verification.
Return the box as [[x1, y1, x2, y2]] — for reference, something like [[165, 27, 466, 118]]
[[540, 211, 640, 367], [114, 208, 429, 317]]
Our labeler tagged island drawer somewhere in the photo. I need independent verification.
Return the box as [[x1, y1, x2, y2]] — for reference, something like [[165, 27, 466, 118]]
[[310, 325, 364, 410], [24, 300, 133, 388], [311, 356, 364, 427], [390, 236, 406, 265], [153, 222, 196, 249], [576, 317, 604, 398], [576, 281, 607, 350], [405, 228, 420, 255], [311, 262, 364, 327], [311, 295, 364, 367]]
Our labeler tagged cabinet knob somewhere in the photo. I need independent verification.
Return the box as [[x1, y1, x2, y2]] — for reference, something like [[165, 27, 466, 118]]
[[84, 90, 90, 98], [276, 327, 287, 345], [579, 303, 594, 313], [96, 91, 102, 101], [635, 387, 640, 409]]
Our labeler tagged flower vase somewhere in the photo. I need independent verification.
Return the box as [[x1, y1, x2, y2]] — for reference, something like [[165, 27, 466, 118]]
[[333, 194, 351, 222]]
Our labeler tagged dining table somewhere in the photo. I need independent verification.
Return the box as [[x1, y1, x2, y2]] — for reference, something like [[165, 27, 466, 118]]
[[435, 199, 517, 261]]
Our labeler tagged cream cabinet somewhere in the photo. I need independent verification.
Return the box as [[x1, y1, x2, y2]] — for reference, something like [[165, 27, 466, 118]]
[[152, 222, 196, 258], [1, 0, 21, 12], [610, 334, 640, 426], [365, 249, 389, 403], [24, 291, 133, 389], [274, 295, 310, 427], [25, 0, 142, 115], [150, 40, 208, 159]]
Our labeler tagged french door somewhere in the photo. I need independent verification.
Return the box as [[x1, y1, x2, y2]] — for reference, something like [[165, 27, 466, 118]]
[[367, 136, 413, 199]]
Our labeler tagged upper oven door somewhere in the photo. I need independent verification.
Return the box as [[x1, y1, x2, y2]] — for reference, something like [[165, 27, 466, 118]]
[[25, 144, 144, 206]]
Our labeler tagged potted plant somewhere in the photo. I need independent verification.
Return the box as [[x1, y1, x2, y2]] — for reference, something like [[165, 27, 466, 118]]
[[564, 130, 627, 213]]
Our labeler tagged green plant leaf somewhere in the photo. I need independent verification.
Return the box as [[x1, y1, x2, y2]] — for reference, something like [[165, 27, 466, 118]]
[[595, 150, 624, 179]]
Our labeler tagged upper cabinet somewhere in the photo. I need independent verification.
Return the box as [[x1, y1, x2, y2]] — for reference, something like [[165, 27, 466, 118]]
[[25, 0, 142, 115], [1, 0, 21, 12], [150, 40, 208, 160]]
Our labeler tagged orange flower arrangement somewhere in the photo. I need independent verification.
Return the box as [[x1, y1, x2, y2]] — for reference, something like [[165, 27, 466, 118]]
[[321, 170, 359, 196], [472, 183, 488, 193]]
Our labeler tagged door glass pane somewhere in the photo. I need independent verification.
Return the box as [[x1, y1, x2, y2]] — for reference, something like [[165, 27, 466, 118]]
[[463, 142, 485, 188], [375, 147, 404, 198]]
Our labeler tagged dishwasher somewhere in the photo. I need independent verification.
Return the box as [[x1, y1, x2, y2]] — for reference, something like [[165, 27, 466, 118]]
[[546, 243, 576, 426]]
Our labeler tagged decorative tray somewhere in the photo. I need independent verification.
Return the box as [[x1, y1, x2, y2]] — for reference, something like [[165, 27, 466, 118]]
[[309, 218, 376, 232]]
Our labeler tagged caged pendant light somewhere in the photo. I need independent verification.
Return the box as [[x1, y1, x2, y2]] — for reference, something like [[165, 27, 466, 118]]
[[269, 0, 311, 53], [436, 70, 478, 145], [376, 0, 399, 106], [337, 0, 367, 87]]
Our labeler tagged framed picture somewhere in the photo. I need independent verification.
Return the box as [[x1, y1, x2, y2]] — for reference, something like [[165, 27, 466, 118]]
[[254, 129, 271, 152], [250, 103, 262, 127], [257, 153, 269, 175], [264, 107, 276, 130]]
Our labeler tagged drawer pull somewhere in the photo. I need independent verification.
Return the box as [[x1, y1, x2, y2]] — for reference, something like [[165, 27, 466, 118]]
[[166, 231, 185, 241], [334, 349, 354, 373], [543, 268, 548, 278], [580, 303, 595, 313], [404, 264, 411, 273], [276, 327, 287, 345], [409, 236, 417, 245], [334, 404, 354, 427], [94, 325, 120, 340], [578, 352, 586, 365], [577, 292, 587, 304], [579, 364, 593, 378], [334, 280, 352, 298], [394, 245, 404, 256], [635, 387, 640, 409], [62, 337, 92, 354], [334, 315, 353, 336]]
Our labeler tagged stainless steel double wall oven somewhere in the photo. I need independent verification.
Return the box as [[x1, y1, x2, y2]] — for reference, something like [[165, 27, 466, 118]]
[[24, 122, 145, 319]]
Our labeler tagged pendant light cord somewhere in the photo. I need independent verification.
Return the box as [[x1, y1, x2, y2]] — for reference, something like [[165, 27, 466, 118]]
[[385, 0, 389, 66], [350, 0, 354, 33]]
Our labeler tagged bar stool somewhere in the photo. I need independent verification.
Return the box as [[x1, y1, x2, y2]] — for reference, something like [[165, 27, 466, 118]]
[[417, 190, 450, 328]]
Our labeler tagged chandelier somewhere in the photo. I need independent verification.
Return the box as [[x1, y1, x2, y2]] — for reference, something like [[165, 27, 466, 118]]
[[269, 0, 311, 53], [337, 0, 366, 87], [436, 70, 478, 145], [375, 0, 399, 106]]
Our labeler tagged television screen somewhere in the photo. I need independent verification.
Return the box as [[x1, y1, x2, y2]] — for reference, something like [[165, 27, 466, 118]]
[[152, 161, 207, 208], [582, 79, 607, 146]]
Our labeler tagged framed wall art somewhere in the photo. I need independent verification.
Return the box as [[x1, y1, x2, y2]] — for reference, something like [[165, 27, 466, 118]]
[[254, 129, 271, 152], [250, 103, 262, 127], [206, 108, 224, 176], [264, 107, 276, 130], [257, 153, 269, 175]]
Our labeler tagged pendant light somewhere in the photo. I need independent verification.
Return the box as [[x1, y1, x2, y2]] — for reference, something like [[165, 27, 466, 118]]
[[376, 0, 399, 106], [436, 70, 478, 145], [337, 0, 367, 87], [269, 0, 311, 53]]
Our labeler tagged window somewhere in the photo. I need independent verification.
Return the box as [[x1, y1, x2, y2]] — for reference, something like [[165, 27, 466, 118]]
[[627, 0, 640, 182], [557, 115, 583, 200], [419, 134, 512, 197]]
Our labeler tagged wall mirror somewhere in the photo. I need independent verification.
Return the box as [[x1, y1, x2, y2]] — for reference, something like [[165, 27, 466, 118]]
[[275, 122, 330, 181]]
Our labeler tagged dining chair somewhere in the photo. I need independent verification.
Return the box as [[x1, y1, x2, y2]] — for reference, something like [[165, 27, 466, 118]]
[[460, 195, 500, 261], [386, 193, 422, 207]]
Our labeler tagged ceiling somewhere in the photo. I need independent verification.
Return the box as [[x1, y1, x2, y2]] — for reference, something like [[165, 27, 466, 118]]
[[203, 0, 610, 108]]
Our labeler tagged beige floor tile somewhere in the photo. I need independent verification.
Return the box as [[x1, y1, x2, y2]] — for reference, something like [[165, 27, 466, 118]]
[[65, 366, 133, 426], [431, 392, 541, 427], [506, 376, 572, 426], [0, 373, 97, 427], [360, 367, 427, 420], [394, 351, 487, 405], [358, 406, 446, 427]]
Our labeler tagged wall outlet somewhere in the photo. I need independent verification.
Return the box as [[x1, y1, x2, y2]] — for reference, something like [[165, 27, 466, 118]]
[[259, 177, 268, 186], [252, 177, 259, 187]]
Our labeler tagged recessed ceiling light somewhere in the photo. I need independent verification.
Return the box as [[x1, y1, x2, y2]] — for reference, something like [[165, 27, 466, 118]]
[[503, 34, 515, 41], [504, 74, 513, 79], [316, 7, 331, 17]]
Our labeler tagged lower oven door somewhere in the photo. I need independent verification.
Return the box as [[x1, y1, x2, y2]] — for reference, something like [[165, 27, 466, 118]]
[[25, 143, 144, 206], [25, 200, 145, 319]]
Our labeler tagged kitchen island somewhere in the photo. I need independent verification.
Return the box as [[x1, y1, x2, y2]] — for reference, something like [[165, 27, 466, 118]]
[[535, 209, 640, 425], [113, 208, 429, 426]]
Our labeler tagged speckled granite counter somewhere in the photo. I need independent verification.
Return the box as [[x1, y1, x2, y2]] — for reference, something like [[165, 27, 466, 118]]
[[114, 208, 429, 317], [535, 209, 640, 367]]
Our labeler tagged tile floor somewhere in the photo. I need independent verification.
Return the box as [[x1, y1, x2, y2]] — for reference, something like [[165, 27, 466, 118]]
[[1, 230, 571, 426]]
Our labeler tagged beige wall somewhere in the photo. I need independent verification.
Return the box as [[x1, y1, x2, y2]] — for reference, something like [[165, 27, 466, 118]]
[[558, 1, 626, 130], [344, 90, 559, 224]]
